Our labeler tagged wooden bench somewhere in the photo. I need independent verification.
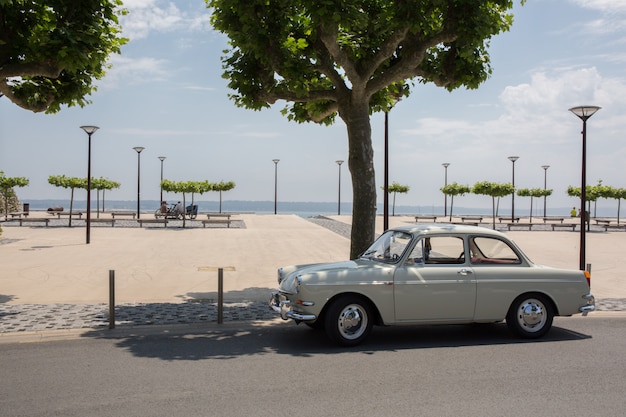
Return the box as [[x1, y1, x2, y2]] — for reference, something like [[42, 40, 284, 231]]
[[552, 224, 577, 231], [499, 217, 520, 223], [15, 218, 50, 226], [50, 211, 83, 219], [137, 219, 168, 228], [206, 213, 232, 220], [202, 219, 233, 228], [460, 217, 482, 224], [110, 211, 136, 219], [594, 219, 611, 226], [506, 223, 532, 231], [602, 224, 626, 231], [415, 215, 437, 222], [89, 218, 115, 227], [9, 212, 29, 219], [542, 217, 565, 224]]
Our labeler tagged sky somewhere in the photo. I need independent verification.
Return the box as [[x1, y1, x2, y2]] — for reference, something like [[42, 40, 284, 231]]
[[1, 0, 626, 214]]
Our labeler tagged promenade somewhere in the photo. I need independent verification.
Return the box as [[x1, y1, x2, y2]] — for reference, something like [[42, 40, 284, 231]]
[[1, 212, 625, 336]]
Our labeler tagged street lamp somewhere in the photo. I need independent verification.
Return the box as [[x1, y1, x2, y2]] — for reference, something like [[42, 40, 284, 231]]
[[272, 159, 280, 214], [336, 160, 344, 215], [442, 163, 450, 217], [508, 156, 519, 222], [133, 147, 145, 219], [80, 125, 99, 244], [569, 105, 601, 271], [158, 156, 166, 203], [541, 165, 550, 218]]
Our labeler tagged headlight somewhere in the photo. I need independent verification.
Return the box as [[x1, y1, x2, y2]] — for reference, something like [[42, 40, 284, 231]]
[[277, 267, 285, 284], [295, 275, 303, 293]]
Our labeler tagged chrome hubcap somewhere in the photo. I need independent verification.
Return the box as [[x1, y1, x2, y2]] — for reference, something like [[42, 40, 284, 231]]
[[338, 304, 367, 340], [517, 299, 546, 331]]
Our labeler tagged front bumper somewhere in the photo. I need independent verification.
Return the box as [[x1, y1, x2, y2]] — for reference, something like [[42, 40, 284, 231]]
[[269, 291, 317, 321]]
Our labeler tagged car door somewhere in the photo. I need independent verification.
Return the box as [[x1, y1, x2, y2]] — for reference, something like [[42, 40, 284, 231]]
[[393, 235, 477, 322]]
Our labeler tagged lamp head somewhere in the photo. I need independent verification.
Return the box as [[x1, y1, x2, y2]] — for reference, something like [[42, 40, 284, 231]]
[[569, 106, 601, 121], [133, 146, 145, 154], [80, 125, 99, 135]]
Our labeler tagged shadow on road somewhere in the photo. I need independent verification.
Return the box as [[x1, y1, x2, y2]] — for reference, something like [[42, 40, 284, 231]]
[[80, 320, 591, 361]]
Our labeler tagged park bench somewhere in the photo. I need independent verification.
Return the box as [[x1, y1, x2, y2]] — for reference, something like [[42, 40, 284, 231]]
[[414, 215, 437, 222], [594, 219, 611, 226], [498, 217, 520, 223], [202, 219, 233, 228], [8, 212, 29, 219], [460, 217, 482, 224], [206, 213, 232, 220], [551, 223, 577, 231], [110, 211, 137, 219], [506, 223, 533, 231], [137, 219, 168, 228], [50, 211, 83, 219], [14, 218, 49, 226], [542, 217, 565, 224], [89, 218, 115, 227]]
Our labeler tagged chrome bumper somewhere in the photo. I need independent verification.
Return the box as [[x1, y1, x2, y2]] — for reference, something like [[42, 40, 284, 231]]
[[269, 291, 317, 321], [579, 293, 595, 316]]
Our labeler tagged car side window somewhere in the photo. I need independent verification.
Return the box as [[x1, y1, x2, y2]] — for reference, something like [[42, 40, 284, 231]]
[[409, 236, 465, 264], [469, 237, 521, 264]]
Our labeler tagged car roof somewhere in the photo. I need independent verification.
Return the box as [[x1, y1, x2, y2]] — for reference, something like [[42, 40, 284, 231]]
[[390, 223, 507, 238]]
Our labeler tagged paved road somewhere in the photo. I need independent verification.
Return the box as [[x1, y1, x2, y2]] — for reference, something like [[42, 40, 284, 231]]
[[1, 316, 625, 416]]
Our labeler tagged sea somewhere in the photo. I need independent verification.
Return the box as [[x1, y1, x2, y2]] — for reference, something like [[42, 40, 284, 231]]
[[19, 199, 616, 219]]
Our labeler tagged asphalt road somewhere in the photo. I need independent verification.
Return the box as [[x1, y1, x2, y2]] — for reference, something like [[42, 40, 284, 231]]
[[2, 315, 625, 417]]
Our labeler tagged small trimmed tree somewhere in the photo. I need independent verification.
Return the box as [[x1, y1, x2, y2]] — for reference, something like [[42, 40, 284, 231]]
[[161, 180, 213, 227], [517, 187, 552, 223], [0, 172, 29, 220], [212, 181, 236, 213], [441, 182, 471, 222], [384, 182, 410, 216], [472, 181, 514, 229], [48, 175, 86, 226], [91, 177, 121, 215], [607, 187, 626, 225]]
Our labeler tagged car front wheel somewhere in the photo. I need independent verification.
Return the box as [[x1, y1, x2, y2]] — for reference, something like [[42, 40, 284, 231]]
[[506, 294, 554, 339], [325, 295, 373, 346]]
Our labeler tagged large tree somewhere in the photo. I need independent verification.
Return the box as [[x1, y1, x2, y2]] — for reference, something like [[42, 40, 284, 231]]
[[0, 0, 127, 113], [208, 0, 519, 258]]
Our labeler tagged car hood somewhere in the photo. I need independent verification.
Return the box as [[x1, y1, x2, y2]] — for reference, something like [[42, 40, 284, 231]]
[[278, 259, 376, 293]]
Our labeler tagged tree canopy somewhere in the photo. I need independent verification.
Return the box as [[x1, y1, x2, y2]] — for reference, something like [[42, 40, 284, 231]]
[[473, 181, 514, 229], [440, 182, 470, 221], [0, 0, 127, 113], [208, 0, 520, 258]]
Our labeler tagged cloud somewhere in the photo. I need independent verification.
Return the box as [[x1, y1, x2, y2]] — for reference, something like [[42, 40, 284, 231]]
[[99, 55, 170, 88], [119, 0, 212, 40]]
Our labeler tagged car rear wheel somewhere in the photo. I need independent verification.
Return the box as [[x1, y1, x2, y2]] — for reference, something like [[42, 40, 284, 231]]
[[506, 294, 553, 339], [325, 295, 373, 346]]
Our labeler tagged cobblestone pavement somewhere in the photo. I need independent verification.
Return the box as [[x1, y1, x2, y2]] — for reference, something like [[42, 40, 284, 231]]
[[1, 216, 624, 334]]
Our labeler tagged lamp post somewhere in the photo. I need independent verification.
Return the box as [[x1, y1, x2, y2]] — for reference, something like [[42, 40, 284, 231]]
[[272, 159, 280, 214], [508, 156, 519, 222], [383, 110, 390, 231], [336, 160, 344, 215], [158, 156, 166, 203], [541, 165, 550, 218], [80, 125, 99, 244], [569, 105, 601, 271], [442, 163, 450, 217], [133, 147, 145, 219]]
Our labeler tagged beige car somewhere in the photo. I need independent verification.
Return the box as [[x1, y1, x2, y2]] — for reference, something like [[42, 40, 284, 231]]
[[270, 224, 595, 346]]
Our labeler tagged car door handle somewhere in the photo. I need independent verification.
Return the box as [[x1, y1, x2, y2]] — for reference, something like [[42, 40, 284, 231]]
[[457, 268, 473, 276]]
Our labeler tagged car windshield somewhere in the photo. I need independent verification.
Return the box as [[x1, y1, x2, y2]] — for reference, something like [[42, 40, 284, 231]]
[[360, 230, 413, 263]]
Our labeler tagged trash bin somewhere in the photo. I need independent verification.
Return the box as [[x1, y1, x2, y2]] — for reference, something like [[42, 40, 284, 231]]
[[23, 203, 29, 213]]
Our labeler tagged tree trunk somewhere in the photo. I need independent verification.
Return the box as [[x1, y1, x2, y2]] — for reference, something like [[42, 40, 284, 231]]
[[339, 100, 377, 259]]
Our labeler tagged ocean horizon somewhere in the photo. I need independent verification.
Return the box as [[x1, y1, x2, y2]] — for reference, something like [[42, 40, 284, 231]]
[[19, 199, 621, 219]]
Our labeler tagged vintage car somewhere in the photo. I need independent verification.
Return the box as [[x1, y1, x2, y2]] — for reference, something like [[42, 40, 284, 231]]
[[269, 224, 595, 346]]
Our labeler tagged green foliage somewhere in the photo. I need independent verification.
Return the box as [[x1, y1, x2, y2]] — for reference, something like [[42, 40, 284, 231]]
[[0, 171, 29, 219], [441, 182, 471, 197], [386, 182, 410, 194], [0, 0, 128, 113], [91, 177, 121, 191], [473, 181, 514, 228]]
